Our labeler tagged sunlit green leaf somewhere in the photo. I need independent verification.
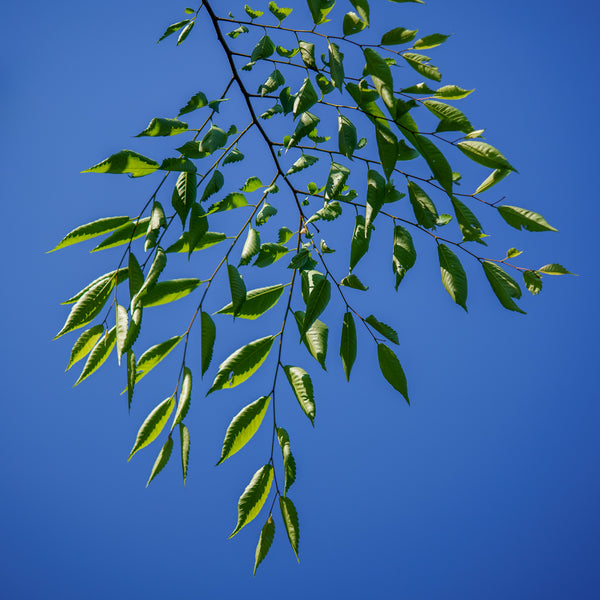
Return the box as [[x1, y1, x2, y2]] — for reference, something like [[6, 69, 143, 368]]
[[277, 428, 297, 495], [293, 311, 328, 370], [146, 437, 173, 487], [75, 326, 117, 385], [230, 464, 273, 538], [66, 324, 105, 370], [178, 90, 208, 116], [91, 217, 151, 252], [251, 35, 276, 61], [128, 396, 175, 460], [457, 140, 517, 172], [413, 33, 451, 49], [303, 277, 331, 333], [284, 366, 316, 425], [254, 243, 289, 267], [49, 216, 130, 252], [254, 515, 275, 576], [180, 423, 190, 484], [381, 27, 417, 45], [523, 270, 542, 295], [408, 181, 438, 229], [340, 274, 369, 291], [172, 367, 192, 429], [497, 205, 557, 232], [287, 154, 319, 175], [136, 117, 188, 137], [227, 264, 247, 317], [82, 150, 159, 177], [201, 311, 216, 376], [134, 336, 182, 384], [279, 496, 300, 561], [141, 279, 201, 307], [200, 170, 225, 202], [482, 261, 525, 314], [172, 171, 197, 228]]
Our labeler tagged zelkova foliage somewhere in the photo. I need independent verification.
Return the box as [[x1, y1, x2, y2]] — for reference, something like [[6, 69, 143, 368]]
[[51, 0, 572, 573]]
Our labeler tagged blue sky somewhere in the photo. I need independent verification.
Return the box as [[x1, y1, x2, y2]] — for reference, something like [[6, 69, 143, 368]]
[[2, 0, 599, 598]]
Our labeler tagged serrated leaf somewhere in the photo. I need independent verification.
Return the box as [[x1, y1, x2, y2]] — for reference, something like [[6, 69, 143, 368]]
[[241, 176, 264, 193], [325, 162, 350, 201], [402, 52, 441, 82], [377, 344, 409, 404], [145, 201, 166, 252], [306, 0, 335, 25], [146, 437, 173, 487], [364, 47, 394, 112], [279, 496, 300, 561], [349, 215, 371, 272], [115, 304, 128, 365], [293, 76, 319, 118], [128, 396, 175, 460], [230, 465, 273, 538], [66, 324, 105, 371], [482, 261, 525, 314], [329, 42, 344, 91], [338, 115, 357, 159], [158, 19, 190, 43], [172, 171, 197, 228], [277, 428, 297, 495], [392, 225, 417, 290], [186, 203, 208, 258], [254, 243, 289, 268], [62, 269, 128, 305], [141, 279, 201, 308], [201, 311, 216, 376], [424, 100, 473, 133], [254, 515, 276, 576], [413, 135, 453, 196], [75, 326, 117, 385], [269, 1, 292, 21], [260, 104, 284, 120], [284, 366, 316, 425], [49, 216, 130, 252], [136, 117, 188, 137], [538, 263, 574, 275], [227, 264, 246, 317], [451, 197, 486, 244], [55, 277, 115, 339], [239, 228, 261, 267], [340, 311, 357, 382], [217, 395, 271, 465], [208, 336, 275, 394], [457, 140, 517, 172], [433, 85, 474, 100], [258, 69, 285, 97], [307, 201, 342, 224], [278, 227, 293, 244], [134, 336, 182, 384], [365, 169, 386, 232], [408, 181, 438, 229], [127, 350, 136, 411], [381, 27, 417, 45], [303, 278, 331, 333], [180, 423, 190, 484], [375, 124, 398, 179], [497, 205, 557, 233], [293, 311, 328, 370], [287, 111, 320, 148], [207, 192, 247, 215], [200, 170, 224, 202], [366, 315, 399, 344], [276, 45, 299, 58], [165, 231, 226, 253], [170, 367, 192, 430], [161, 157, 197, 173], [340, 274, 369, 291], [122, 305, 142, 355], [438, 244, 468, 310], [287, 154, 319, 175], [82, 150, 159, 177], [523, 270, 542, 295], [90, 217, 150, 252], [244, 4, 264, 18], [256, 203, 277, 226], [178, 90, 208, 116], [134, 248, 166, 305], [251, 35, 275, 61]]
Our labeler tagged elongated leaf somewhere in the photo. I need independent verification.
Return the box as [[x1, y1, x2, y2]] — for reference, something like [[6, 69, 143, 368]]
[[180, 423, 190, 484], [166, 231, 226, 254], [349, 215, 371, 272], [433, 84, 474, 100], [287, 111, 320, 148], [62, 268, 128, 305], [451, 197, 486, 244], [187, 203, 208, 257], [538, 263, 573, 275], [135, 248, 166, 304], [177, 21, 194, 45], [375, 124, 398, 179], [55, 277, 115, 339], [227, 264, 246, 317], [122, 305, 142, 354], [338, 115, 357, 159], [377, 344, 409, 404], [127, 350, 136, 411], [303, 278, 331, 333], [306, 0, 335, 25], [269, 1, 292, 21], [364, 47, 394, 112], [115, 304, 128, 365], [75, 326, 117, 385], [408, 181, 438, 229], [217, 284, 284, 320], [277, 428, 297, 495], [240, 228, 261, 267], [365, 169, 386, 232], [329, 42, 344, 91], [136, 117, 188, 137], [200, 170, 224, 203], [230, 465, 273, 538], [482, 261, 525, 314], [457, 140, 517, 172], [142, 279, 201, 309], [217, 395, 271, 465], [172, 367, 192, 429], [128, 253, 144, 299], [307, 201, 342, 224], [49, 216, 130, 252], [340, 311, 357, 382], [66, 324, 105, 370], [284, 366, 316, 425], [208, 336, 275, 394], [340, 274, 368, 291], [393, 225, 417, 289], [438, 244, 468, 310], [254, 515, 275, 576], [134, 336, 182, 383], [201, 311, 216, 376], [423, 100, 473, 133], [146, 437, 173, 487], [293, 76, 319, 118], [497, 205, 557, 233], [128, 396, 175, 460], [279, 496, 300, 561], [241, 176, 264, 193], [158, 19, 190, 43], [474, 168, 510, 195], [91, 217, 151, 252], [402, 52, 441, 82], [82, 150, 159, 177], [172, 171, 197, 228], [287, 154, 319, 175], [413, 135, 453, 196], [254, 243, 289, 268], [178, 90, 208, 116], [366, 315, 399, 344], [381, 27, 417, 45], [413, 33, 451, 50], [251, 35, 275, 61], [207, 193, 247, 215], [298, 41, 317, 69], [294, 311, 328, 370]]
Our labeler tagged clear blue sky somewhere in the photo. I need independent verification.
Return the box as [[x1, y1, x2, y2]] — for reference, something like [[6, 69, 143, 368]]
[[2, 1, 599, 598]]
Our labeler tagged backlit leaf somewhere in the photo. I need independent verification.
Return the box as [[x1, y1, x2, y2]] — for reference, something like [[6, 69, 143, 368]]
[[254, 515, 276, 576], [66, 324, 105, 370], [128, 396, 175, 460], [497, 205, 557, 233], [142, 279, 201, 308], [82, 150, 159, 177], [146, 437, 173, 487], [284, 366, 316, 425], [180, 423, 190, 484], [277, 428, 297, 495], [178, 90, 208, 116], [201, 311, 216, 376], [172, 367, 192, 429], [392, 225, 417, 289], [75, 326, 117, 385], [482, 261, 525, 314], [172, 171, 197, 228], [49, 216, 130, 252], [115, 304, 128, 365], [230, 465, 273, 538], [136, 117, 188, 137], [457, 140, 517, 172], [91, 218, 151, 252], [240, 228, 261, 266], [279, 496, 300, 561], [134, 336, 182, 384]]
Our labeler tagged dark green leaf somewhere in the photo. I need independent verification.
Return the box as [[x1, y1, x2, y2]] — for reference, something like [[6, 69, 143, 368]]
[[146, 437, 174, 487], [349, 215, 371, 272], [284, 366, 316, 425], [207, 192, 247, 214], [340, 274, 368, 291], [413, 134, 453, 196], [293, 311, 328, 370], [200, 170, 224, 203], [497, 205, 557, 232], [293, 77, 319, 118], [251, 35, 276, 61], [254, 243, 289, 268], [408, 181, 438, 229], [329, 42, 345, 91], [172, 367, 192, 429], [482, 261, 525, 314], [438, 244, 468, 310], [258, 69, 285, 96], [377, 344, 409, 404], [338, 115, 357, 159], [523, 270, 542, 295], [287, 154, 319, 175], [178, 90, 208, 116], [240, 228, 261, 266], [254, 515, 276, 576], [279, 496, 300, 561], [402, 52, 441, 82], [366, 315, 398, 344], [172, 171, 197, 228], [392, 225, 417, 289], [451, 197, 486, 244], [201, 311, 216, 376], [423, 100, 473, 133], [340, 311, 357, 382], [299, 41, 317, 69], [303, 277, 331, 333], [227, 264, 246, 317], [165, 231, 226, 254]]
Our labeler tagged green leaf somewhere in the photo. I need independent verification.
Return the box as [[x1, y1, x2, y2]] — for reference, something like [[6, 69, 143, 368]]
[[343, 11, 367, 35], [200, 170, 225, 202], [260, 104, 284, 120], [278, 227, 293, 244], [381, 27, 417, 45], [277, 428, 297, 495], [49, 216, 130, 252], [474, 168, 510, 195], [254, 243, 289, 268], [365, 169, 386, 232], [201, 311, 216, 376], [316, 73, 335, 95], [180, 423, 190, 484], [141, 279, 201, 308], [298, 41, 317, 69], [127, 350, 136, 411], [457, 140, 517, 172], [284, 366, 316, 425], [307, 200, 342, 224], [269, 2, 293, 21], [306, 0, 335, 25], [55, 277, 115, 339], [128, 254, 144, 302], [244, 4, 264, 18], [128, 396, 175, 461], [506, 248, 522, 259], [350, 0, 370, 24], [497, 205, 557, 233], [146, 437, 173, 487], [172, 367, 192, 429], [258, 69, 285, 97], [75, 326, 117, 385], [482, 261, 525, 314], [408, 181, 438, 229], [217, 396, 271, 465], [115, 304, 128, 365], [176, 21, 194, 45], [279, 496, 300, 561], [251, 35, 275, 61], [413, 33, 451, 50], [338, 115, 357, 159], [256, 203, 278, 226], [239, 228, 261, 267], [208, 336, 275, 394], [276, 45, 299, 58], [287, 111, 320, 148], [254, 515, 276, 576], [423, 100, 473, 133], [397, 140, 419, 161], [241, 176, 264, 193], [325, 162, 350, 201], [134, 336, 182, 384], [349, 215, 371, 272], [451, 196, 486, 244], [230, 465, 274, 538], [375, 124, 399, 179], [303, 277, 331, 333], [287, 248, 315, 271], [413, 135, 453, 196], [538, 263, 574, 275], [228, 25, 250, 38], [198, 124, 228, 155], [122, 305, 142, 355], [433, 85, 474, 100], [340, 274, 369, 291], [145, 201, 166, 252], [377, 344, 409, 404], [178, 90, 208, 116], [91, 217, 151, 252], [366, 315, 399, 344], [401, 82, 435, 95], [82, 150, 159, 177], [165, 231, 226, 254], [227, 264, 247, 317], [438, 244, 468, 311], [62, 268, 128, 305], [172, 171, 197, 228], [293, 77, 319, 118], [340, 311, 357, 382], [402, 52, 441, 82], [523, 270, 542, 295], [392, 225, 417, 289], [134, 248, 166, 304], [287, 154, 319, 175], [364, 48, 394, 112], [158, 19, 190, 43], [207, 193, 247, 215], [293, 311, 328, 370], [187, 203, 209, 258], [136, 117, 188, 137], [329, 42, 345, 91], [66, 324, 105, 370]]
